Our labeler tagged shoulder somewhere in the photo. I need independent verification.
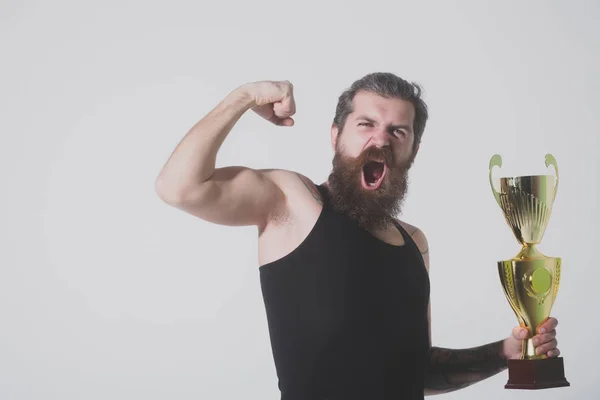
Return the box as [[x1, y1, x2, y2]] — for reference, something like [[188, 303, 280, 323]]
[[396, 219, 430, 271], [263, 169, 324, 204], [395, 219, 429, 251], [260, 168, 315, 188]]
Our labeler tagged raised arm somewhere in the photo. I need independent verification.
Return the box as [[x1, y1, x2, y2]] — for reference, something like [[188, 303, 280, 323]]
[[155, 80, 296, 229]]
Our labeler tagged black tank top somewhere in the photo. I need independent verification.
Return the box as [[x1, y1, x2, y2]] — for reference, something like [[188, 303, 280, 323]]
[[259, 184, 430, 400]]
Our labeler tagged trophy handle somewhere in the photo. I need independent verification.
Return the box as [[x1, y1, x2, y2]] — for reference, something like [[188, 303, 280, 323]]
[[489, 154, 503, 208], [545, 154, 559, 203]]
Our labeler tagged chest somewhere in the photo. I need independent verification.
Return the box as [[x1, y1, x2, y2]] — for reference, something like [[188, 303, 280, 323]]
[[260, 226, 430, 337]]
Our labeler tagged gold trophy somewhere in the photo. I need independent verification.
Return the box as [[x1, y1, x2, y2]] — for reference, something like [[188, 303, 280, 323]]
[[489, 154, 570, 389]]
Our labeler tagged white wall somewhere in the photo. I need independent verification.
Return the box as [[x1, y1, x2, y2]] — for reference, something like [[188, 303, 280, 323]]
[[1, 0, 598, 399]]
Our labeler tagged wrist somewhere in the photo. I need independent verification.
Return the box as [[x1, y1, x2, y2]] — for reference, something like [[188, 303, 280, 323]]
[[229, 83, 258, 109], [501, 338, 513, 362]]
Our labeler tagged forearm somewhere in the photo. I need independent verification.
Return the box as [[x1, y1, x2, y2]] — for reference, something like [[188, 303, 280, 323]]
[[424, 339, 508, 395], [156, 85, 255, 196]]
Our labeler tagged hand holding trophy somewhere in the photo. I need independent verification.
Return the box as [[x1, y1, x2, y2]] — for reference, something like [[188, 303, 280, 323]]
[[489, 154, 570, 389]]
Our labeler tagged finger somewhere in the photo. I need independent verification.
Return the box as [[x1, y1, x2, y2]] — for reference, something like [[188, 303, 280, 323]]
[[274, 117, 294, 127], [251, 104, 292, 126], [547, 348, 561, 357], [533, 330, 556, 346], [512, 326, 529, 340], [267, 115, 294, 126], [535, 339, 558, 356], [272, 81, 295, 117], [538, 317, 558, 334], [252, 104, 275, 121], [273, 95, 296, 119]]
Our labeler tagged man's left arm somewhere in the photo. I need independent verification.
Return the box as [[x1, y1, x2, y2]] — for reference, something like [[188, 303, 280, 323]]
[[425, 339, 507, 395], [405, 225, 561, 395]]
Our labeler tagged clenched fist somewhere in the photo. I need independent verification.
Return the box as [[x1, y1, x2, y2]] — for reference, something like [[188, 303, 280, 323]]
[[503, 317, 561, 360], [241, 80, 296, 126]]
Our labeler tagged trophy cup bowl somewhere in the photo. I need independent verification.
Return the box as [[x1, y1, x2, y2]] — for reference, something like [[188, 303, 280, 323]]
[[489, 154, 569, 390]]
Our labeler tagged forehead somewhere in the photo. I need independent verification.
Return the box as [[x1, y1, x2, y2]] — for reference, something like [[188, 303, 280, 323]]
[[350, 90, 415, 125]]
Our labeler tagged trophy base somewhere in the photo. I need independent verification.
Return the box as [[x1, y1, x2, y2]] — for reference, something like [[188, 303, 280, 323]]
[[505, 357, 570, 389]]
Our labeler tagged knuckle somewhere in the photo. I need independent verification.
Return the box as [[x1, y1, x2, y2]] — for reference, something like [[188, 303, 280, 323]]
[[282, 81, 293, 94]]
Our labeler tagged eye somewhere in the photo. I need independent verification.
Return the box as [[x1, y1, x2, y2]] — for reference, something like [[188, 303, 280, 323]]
[[393, 128, 406, 136], [358, 122, 373, 127]]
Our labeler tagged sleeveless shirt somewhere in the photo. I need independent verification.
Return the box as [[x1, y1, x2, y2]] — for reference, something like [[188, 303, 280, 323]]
[[259, 184, 431, 400]]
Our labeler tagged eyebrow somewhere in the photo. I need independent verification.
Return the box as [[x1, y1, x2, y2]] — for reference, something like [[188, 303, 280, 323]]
[[355, 115, 412, 132]]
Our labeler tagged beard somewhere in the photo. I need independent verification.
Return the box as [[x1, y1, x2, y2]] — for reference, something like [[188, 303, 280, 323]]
[[326, 145, 413, 231]]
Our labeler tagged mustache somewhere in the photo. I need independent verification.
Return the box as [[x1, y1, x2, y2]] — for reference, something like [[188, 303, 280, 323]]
[[357, 146, 394, 167]]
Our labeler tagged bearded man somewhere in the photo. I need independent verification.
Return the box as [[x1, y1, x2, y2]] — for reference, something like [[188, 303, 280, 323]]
[[155, 72, 561, 399]]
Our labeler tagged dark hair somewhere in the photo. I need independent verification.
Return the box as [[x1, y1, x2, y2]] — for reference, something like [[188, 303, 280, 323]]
[[333, 72, 428, 151]]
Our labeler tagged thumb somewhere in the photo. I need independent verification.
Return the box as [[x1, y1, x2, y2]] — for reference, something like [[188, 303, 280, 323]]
[[274, 117, 295, 127], [513, 326, 529, 340], [273, 94, 296, 119]]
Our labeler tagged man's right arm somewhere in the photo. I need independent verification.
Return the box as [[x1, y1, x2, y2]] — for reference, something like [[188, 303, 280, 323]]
[[155, 81, 296, 229]]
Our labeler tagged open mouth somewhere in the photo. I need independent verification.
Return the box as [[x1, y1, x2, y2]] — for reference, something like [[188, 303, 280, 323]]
[[361, 160, 387, 190]]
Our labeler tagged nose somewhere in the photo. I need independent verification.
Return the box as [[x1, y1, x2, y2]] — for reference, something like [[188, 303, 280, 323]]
[[368, 126, 391, 148]]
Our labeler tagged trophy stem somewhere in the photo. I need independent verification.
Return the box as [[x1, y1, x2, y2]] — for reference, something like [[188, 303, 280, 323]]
[[522, 338, 545, 360], [515, 243, 543, 260]]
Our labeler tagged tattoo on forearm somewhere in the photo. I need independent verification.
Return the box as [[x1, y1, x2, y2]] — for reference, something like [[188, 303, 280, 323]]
[[425, 340, 508, 394]]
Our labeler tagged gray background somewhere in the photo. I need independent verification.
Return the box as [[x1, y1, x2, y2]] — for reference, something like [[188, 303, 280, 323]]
[[1, 0, 598, 399]]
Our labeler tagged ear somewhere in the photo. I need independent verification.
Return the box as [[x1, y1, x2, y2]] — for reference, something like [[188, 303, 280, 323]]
[[330, 124, 339, 151], [413, 142, 420, 157], [409, 142, 420, 165]]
